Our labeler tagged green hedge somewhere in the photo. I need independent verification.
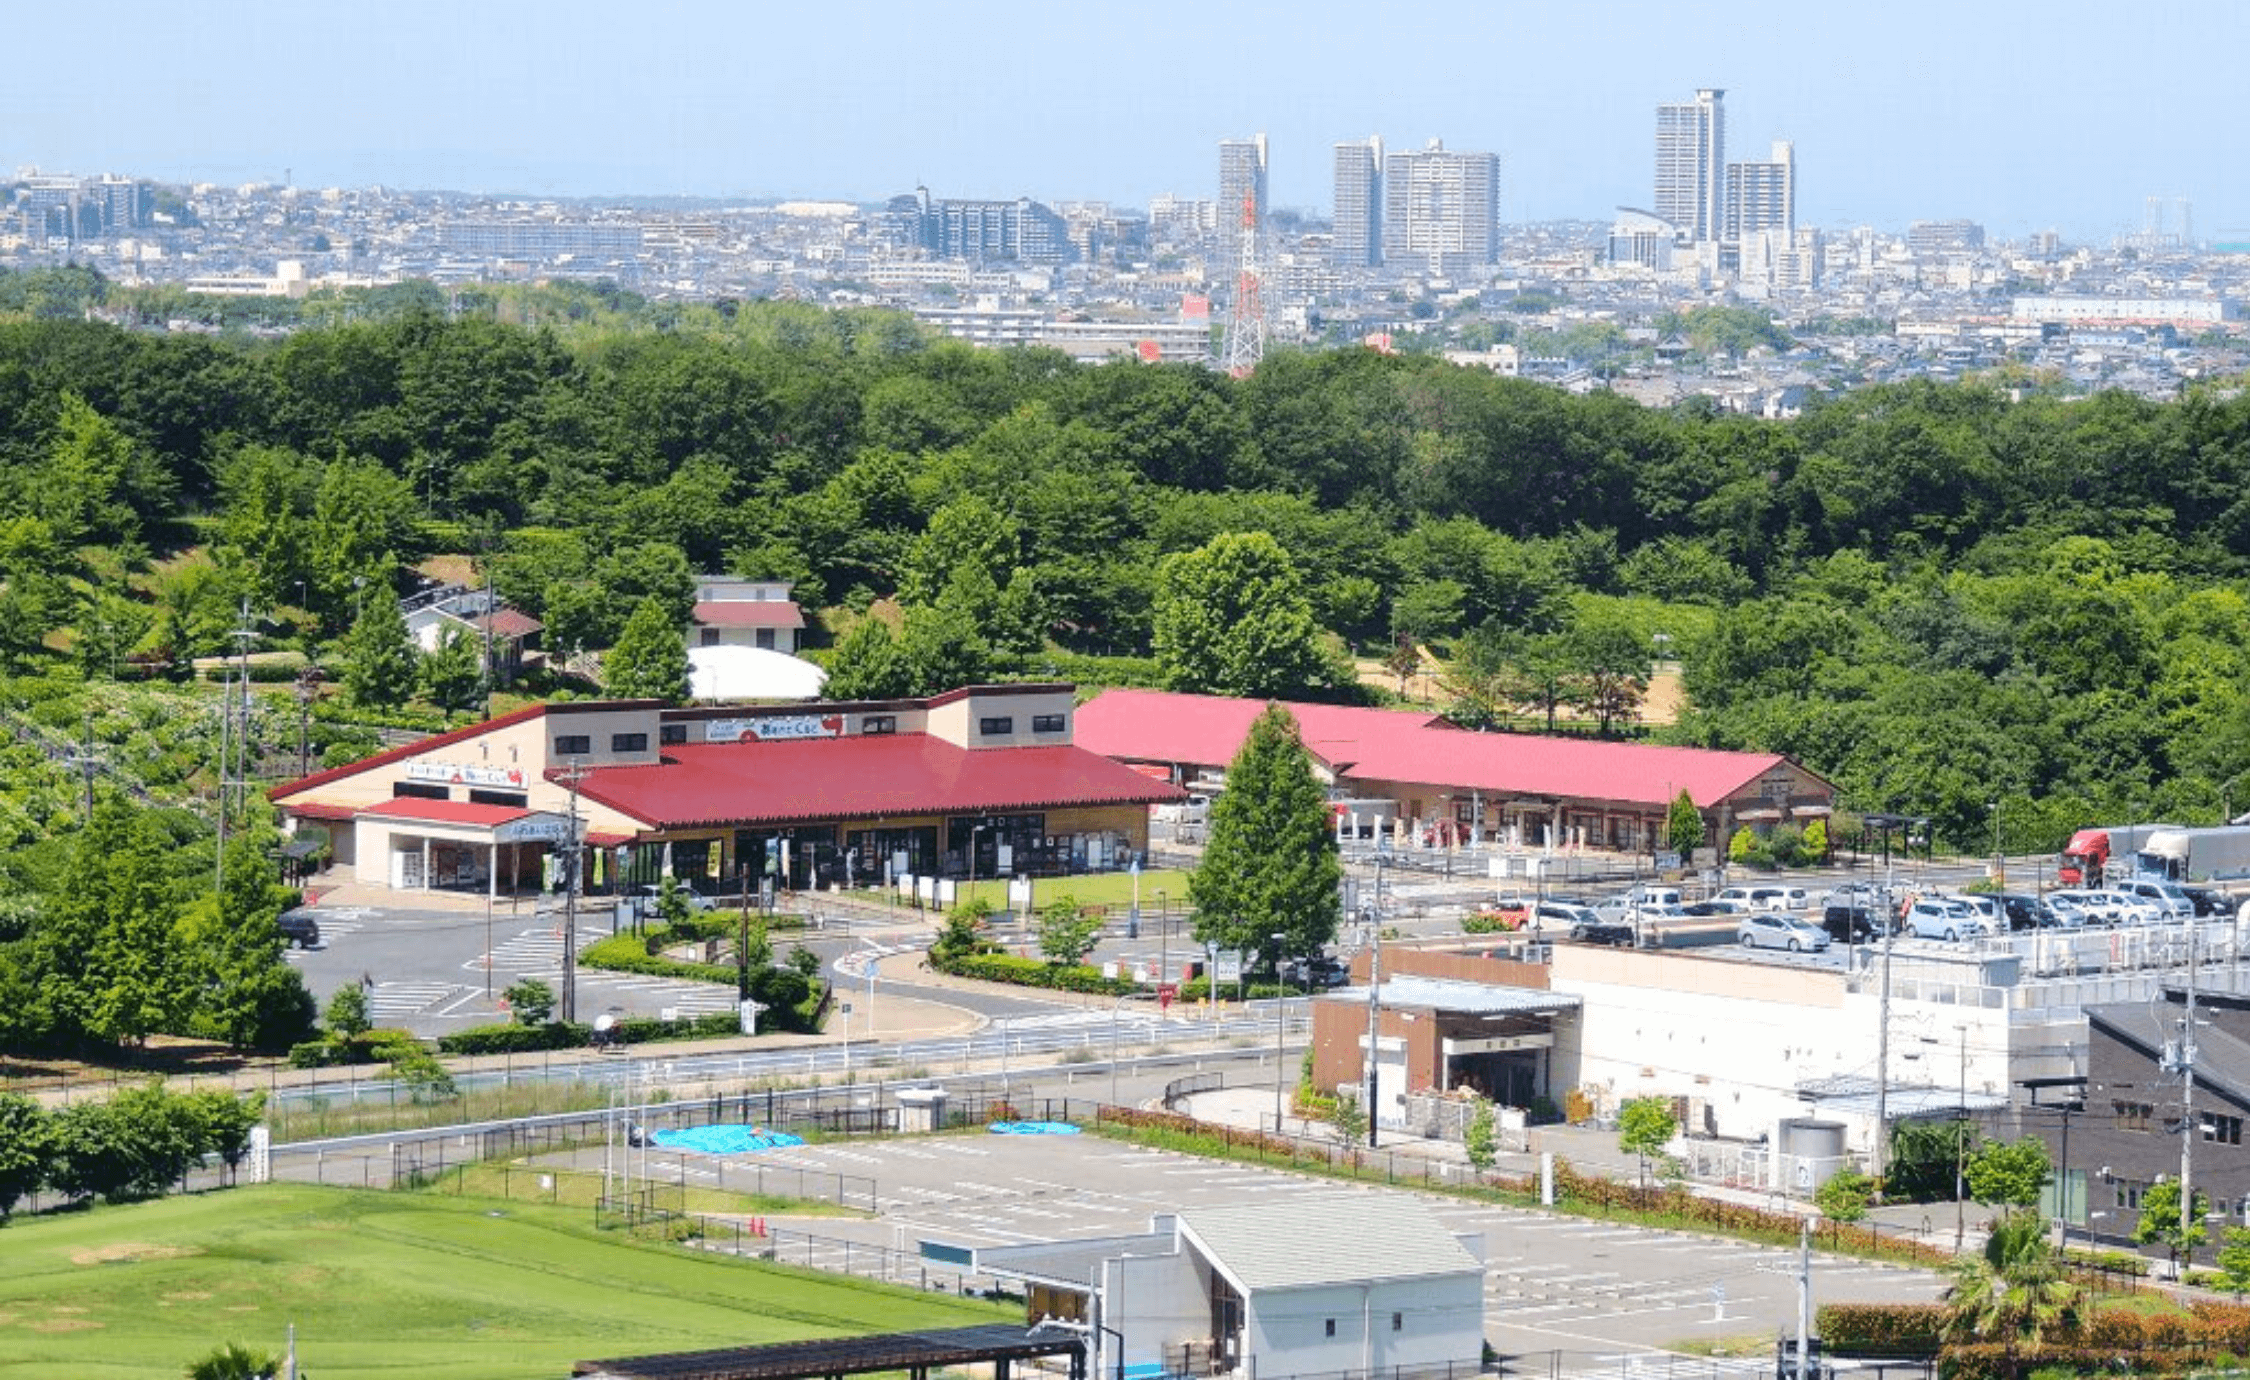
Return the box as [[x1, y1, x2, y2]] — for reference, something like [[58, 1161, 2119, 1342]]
[[580, 934, 738, 985], [935, 950, 1137, 995], [287, 1029, 424, 1068], [1815, 1303, 1945, 1357], [436, 1012, 753, 1054]]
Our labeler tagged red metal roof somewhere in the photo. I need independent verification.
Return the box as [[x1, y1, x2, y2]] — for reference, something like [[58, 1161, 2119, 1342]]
[[1073, 688, 1443, 774], [692, 601, 805, 630], [1074, 688, 1811, 810], [568, 734, 1186, 829], [356, 797, 532, 827], [283, 801, 358, 822], [270, 703, 551, 801]]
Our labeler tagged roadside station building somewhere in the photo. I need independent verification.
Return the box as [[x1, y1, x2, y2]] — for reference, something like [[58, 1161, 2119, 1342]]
[[1075, 687, 1835, 855], [269, 684, 1182, 898]]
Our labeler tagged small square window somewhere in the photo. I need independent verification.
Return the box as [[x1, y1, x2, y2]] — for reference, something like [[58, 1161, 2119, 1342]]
[[1323, 1320, 1335, 1338], [861, 715, 897, 736], [1391, 1312, 1402, 1332], [554, 734, 591, 756], [979, 716, 1014, 736], [660, 724, 687, 745], [611, 733, 649, 753], [1032, 713, 1066, 734]]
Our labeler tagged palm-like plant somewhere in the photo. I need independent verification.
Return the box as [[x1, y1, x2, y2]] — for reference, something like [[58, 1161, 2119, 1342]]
[[1941, 1209, 2083, 1348], [185, 1340, 280, 1380]]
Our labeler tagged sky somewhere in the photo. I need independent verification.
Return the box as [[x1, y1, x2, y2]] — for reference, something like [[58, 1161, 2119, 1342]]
[[5, 0, 2242, 242]]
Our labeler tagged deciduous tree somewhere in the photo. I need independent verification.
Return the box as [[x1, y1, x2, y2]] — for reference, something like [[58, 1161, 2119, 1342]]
[[1189, 704, 1342, 961], [1152, 531, 1343, 700], [603, 597, 690, 702], [1617, 1096, 1677, 1194]]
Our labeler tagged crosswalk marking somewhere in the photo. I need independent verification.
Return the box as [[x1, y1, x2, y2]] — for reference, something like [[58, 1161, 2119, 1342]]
[[366, 981, 475, 1018]]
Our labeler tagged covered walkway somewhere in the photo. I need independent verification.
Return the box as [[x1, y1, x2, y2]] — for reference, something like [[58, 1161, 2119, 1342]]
[[575, 1322, 1085, 1380]]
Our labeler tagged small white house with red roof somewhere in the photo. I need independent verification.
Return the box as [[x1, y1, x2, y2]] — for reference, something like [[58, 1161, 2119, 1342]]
[[1074, 687, 1833, 856], [690, 577, 804, 655]]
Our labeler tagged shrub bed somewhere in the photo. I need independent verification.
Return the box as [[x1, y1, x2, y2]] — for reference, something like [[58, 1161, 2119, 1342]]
[[436, 1012, 753, 1055], [287, 1028, 424, 1068], [932, 950, 1137, 995], [1816, 1303, 1945, 1357]]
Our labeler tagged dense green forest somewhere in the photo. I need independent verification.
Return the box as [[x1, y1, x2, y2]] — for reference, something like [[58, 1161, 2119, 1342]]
[[3, 269, 2250, 869]]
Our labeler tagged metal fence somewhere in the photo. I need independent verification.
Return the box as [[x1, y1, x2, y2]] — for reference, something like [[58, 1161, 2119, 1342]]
[[595, 1194, 999, 1296]]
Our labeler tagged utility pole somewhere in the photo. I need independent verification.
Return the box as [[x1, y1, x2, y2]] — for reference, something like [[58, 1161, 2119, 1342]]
[[1365, 923, 1383, 1147], [1955, 1025, 1970, 1252], [2181, 922, 2201, 1262], [1794, 1215, 1814, 1380], [556, 757, 589, 1025], [64, 709, 100, 824], [228, 597, 258, 823], [215, 661, 231, 894], [1872, 847, 1897, 1198]]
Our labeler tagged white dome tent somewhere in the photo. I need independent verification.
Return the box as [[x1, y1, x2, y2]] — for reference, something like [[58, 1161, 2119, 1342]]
[[687, 645, 827, 702]]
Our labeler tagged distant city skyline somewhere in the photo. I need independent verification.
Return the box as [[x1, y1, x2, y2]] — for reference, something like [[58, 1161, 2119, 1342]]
[[4, 0, 2242, 242]]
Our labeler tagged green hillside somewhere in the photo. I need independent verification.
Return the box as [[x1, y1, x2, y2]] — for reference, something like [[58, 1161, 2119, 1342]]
[[0, 1182, 1004, 1380]]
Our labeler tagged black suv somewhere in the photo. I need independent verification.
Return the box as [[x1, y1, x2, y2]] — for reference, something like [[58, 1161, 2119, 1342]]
[[1821, 904, 1879, 944], [2181, 885, 2234, 918], [1994, 893, 2060, 931], [276, 909, 321, 949], [1567, 918, 1636, 947]]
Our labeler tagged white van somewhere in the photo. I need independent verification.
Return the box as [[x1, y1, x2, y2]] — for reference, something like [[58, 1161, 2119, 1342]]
[[1716, 885, 1791, 912]]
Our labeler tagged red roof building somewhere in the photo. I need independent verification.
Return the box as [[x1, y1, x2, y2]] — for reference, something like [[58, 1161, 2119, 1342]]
[[1076, 687, 1832, 855], [271, 686, 1180, 900], [690, 577, 805, 655]]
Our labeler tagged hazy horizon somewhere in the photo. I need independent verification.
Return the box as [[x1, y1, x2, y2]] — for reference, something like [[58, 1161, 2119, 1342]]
[[6, 0, 2241, 243]]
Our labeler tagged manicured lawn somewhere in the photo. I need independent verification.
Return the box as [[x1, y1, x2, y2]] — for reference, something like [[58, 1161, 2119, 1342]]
[[0, 1183, 1006, 1380], [952, 868, 1193, 913]]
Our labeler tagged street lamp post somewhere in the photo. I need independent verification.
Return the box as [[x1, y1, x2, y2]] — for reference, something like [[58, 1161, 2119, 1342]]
[[1990, 801, 2004, 893], [1272, 932, 1288, 1136]]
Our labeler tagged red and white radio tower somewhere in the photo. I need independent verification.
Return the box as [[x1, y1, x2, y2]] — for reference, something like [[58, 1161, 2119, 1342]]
[[1219, 186, 1264, 377]]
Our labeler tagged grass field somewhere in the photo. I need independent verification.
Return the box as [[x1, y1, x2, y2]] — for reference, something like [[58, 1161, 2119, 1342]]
[[950, 868, 1192, 912], [0, 1184, 1005, 1380]]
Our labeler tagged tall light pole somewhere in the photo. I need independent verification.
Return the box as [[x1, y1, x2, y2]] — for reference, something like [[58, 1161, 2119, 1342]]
[[1990, 800, 2004, 893], [1955, 1024, 1970, 1251], [556, 757, 588, 1025], [1272, 931, 1288, 1136]]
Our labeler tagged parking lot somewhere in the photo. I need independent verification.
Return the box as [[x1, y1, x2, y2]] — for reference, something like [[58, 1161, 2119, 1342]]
[[286, 900, 746, 1032], [579, 1129, 1948, 1366]]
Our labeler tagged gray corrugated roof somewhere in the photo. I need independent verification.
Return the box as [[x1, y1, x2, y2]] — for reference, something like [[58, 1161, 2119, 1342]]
[[976, 1232, 1172, 1287], [1794, 1075, 2010, 1119], [1180, 1194, 1481, 1292], [1369, 976, 1580, 1016]]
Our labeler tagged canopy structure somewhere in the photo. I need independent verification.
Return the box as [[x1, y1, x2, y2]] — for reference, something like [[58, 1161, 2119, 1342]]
[[575, 1323, 1086, 1380], [689, 645, 828, 702]]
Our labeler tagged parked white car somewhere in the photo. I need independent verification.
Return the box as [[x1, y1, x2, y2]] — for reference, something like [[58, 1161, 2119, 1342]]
[[1737, 912, 1832, 953], [1903, 896, 1990, 941], [2086, 889, 2165, 926], [2039, 893, 2098, 929], [2115, 876, 2195, 921]]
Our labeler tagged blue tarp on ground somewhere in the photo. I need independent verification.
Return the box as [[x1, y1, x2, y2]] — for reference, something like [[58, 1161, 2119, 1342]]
[[652, 1125, 807, 1155], [988, 1121, 1080, 1136]]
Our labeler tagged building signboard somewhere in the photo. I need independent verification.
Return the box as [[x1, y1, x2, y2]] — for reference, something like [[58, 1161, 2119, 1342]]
[[494, 813, 571, 844], [404, 761, 527, 788], [705, 714, 845, 743]]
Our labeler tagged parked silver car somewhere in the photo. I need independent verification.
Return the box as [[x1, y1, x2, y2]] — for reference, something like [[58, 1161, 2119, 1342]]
[[1737, 912, 1832, 953]]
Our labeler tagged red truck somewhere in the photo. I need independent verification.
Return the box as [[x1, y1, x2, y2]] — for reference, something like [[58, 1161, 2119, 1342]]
[[2058, 823, 2178, 887]]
